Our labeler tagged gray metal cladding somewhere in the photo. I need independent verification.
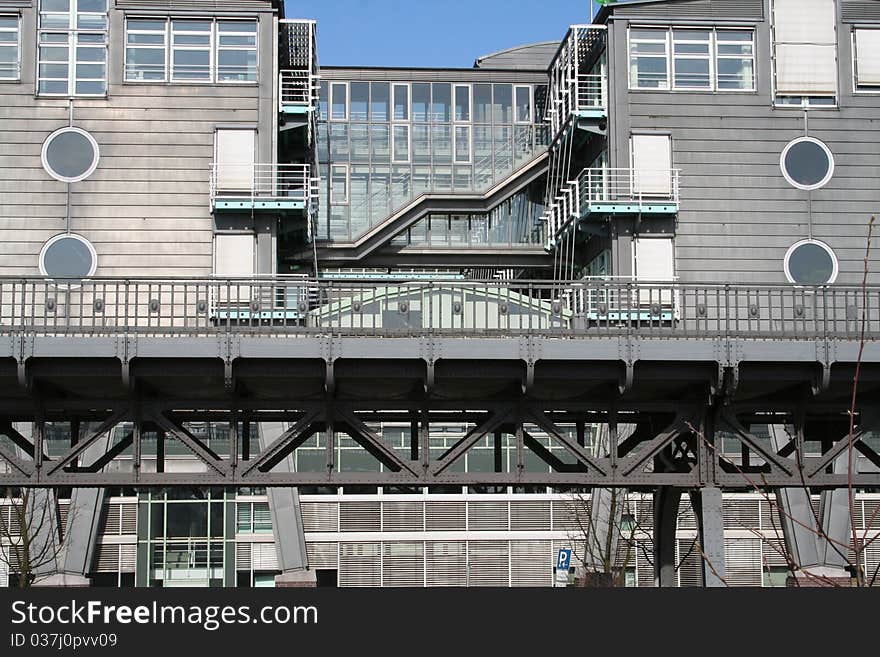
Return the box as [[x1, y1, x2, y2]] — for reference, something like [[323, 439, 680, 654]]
[[617, 0, 764, 19], [473, 42, 560, 70], [0, 3, 275, 277], [608, 3, 880, 286], [842, 0, 880, 21]]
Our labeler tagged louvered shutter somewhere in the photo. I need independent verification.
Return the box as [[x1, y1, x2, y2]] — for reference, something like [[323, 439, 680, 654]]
[[381, 542, 424, 587], [511, 540, 552, 587], [631, 134, 672, 196], [467, 541, 510, 587], [773, 0, 838, 94], [339, 542, 380, 587], [425, 501, 466, 531], [301, 502, 339, 532], [510, 501, 551, 531], [856, 30, 880, 85], [306, 542, 338, 569], [382, 501, 424, 532], [725, 538, 763, 586], [426, 541, 467, 586], [215, 129, 255, 191], [467, 500, 508, 531]]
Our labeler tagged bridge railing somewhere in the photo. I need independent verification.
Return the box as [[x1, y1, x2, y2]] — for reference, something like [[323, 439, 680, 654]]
[[0, 278, 877, 339]]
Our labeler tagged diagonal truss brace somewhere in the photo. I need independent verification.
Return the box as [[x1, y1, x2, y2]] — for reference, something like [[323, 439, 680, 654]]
[[240, 409, 322, 477], [431, 407, 513, 476], [618, 411, 694, 477], [44, 409, 130, 476], [525, 407, 608, 476], [718, 411, 794, 477], [149, 410, 229, 476], [336, 407, 419, 477]]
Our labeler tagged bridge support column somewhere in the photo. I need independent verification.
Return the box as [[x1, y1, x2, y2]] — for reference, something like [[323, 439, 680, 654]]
[[258, 422, 316, 588], [653, 487, 681, 587], [689, 487, 726, 587]]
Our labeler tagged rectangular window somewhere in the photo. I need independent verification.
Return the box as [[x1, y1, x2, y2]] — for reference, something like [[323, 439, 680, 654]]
[[772, 0, 837, 99], [331, 82, 347, 120], [514, 85, 531, 122], [392, 124, 410, 162], [127, 18, 256, 84], [350, 81, 369, 121], [454, 84, 470, 121], [330, 164, 349, 203], [0, 15, 20, 81], [630, 26, 755, 92], [854, 28, 880, 90], [171, 19, 211, 81], [411, 82, 430, 122], [716, 30, 755, 90], [454, 125, 470, 163], [38, 0, 107, 96], [629, 28, 669, 89], [371, 81, 389, 121], [672, 29, 711, 89], [631, 133, 672, 196], [216, 20, 257, 82], [431, 82, 451, 122], [492, 84, 512, 123], [392, 83, 409, 120], [473, 83, 492, 123], [125, 18, 167, 81]]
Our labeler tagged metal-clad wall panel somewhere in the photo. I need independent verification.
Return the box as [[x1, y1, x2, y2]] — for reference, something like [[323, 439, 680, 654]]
[[511, 540, 552, 587], [467, 541, 510, 587], [425, 541, 467, 586], [381, 542, 424, 587], [618, 0, 764, 19], [339, 542, 380, 587]]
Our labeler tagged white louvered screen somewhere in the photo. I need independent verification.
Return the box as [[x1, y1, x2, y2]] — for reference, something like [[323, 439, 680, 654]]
[[236, 503, 251, 532], [677, 498, 698, 530], [425, 501, 466, 531], [102, 504, 121, 534], [381, 542, 424, 587], [861, 500, 878, 529], [856, 29, 880, 85], [467, 501, 508, 531], [677, 538, 703, 587], [120, 504, 137, 534], [382, 501, 424, 532], [631, 134, 672, 196], [306, 542, 338, 569], [637, 538, 655, 587], [95, 544, 120, 572], [510, 501, 551, 531], [725, 538, 763, 586], [772, 0, 838, 94], [58, 501, 70, 536], [761, 538, 791, 568], [723, 498, 760, 529], [251, 543, 278, 570], [301, 502, 339, 533], [120, 544, 137, 572], [511, 540, 552, 587], [236, 543, 251, 570], [551, 498, 590, 531], [426, 541, 467, 586], [339, 501, 381, 532], [339, 542, 380, 587], [0, 551, 7, 587], [467, 541, 510, 587]]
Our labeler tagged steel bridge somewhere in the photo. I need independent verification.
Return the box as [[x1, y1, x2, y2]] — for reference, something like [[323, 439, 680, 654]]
[[0, 276, 877, 491]]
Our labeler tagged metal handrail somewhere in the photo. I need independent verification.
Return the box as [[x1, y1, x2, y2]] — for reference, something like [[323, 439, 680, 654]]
[[0, 277, 877, 340], [209, 163, 312, 205]]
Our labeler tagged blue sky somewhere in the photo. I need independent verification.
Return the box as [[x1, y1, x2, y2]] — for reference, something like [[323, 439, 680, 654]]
[[285, 0, 595, 67]]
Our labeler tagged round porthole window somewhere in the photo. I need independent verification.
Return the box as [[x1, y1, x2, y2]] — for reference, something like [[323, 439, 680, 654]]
[[41, 127, 100, 183], [780, 137, 834, 191], [783, 239, 838, 285], [39, 234, 98, 280]]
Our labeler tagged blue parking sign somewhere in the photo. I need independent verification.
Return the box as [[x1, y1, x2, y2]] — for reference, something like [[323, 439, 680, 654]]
[[556, 548, 572, 571]]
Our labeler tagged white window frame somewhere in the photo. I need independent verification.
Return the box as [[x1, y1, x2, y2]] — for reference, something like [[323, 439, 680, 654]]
[[170, 18, 213, 83], [671, 28, 713, 90], [330, 81, 348, 121], [41, 126, 101, 183], [629, 25, 757, 93], [715, 29, 756, 92], [39, 232, 98, 279], [454, 125, 471, 163], [215, 19, 258, 84], [0, 14, 20, 81], [513, 84, 532, 123], [124, 16, 168, 82], [453, 83, 471, 122], [783, 238, 839, 286], [37, 0, 108, 97], [392, 82, 410, 122], [330, 163, 349, 204], [392, 124, 410, 163], [779, 136, 835, 191], [853, 27, 880, 93]]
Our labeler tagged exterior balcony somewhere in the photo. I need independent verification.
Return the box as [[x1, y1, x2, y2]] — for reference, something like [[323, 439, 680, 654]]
[[546, 25, 607, 141], [544, 167, 680, 248], [209, 163, 317, 212], [278, 19, 318, 117]]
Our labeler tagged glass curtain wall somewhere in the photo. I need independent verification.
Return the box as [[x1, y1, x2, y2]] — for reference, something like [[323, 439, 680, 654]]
[[316, 80, 549, 242]]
